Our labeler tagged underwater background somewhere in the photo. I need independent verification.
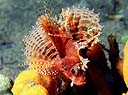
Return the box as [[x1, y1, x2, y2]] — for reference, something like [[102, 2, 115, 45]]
[[0, 0, 128, 95]]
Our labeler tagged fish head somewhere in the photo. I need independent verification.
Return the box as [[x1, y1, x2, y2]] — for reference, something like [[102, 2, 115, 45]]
[[62, 59, 88, 86], [69, 62, 87, 86]]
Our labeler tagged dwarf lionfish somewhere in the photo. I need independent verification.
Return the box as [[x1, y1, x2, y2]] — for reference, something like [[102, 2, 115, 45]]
[[23, 5, 102, 86]]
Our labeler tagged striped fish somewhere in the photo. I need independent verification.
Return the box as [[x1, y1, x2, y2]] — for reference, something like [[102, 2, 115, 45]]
[[23, 6, 101, 86]]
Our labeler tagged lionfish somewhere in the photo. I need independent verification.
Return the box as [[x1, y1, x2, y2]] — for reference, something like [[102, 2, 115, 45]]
[[23, 6, 102, 86]]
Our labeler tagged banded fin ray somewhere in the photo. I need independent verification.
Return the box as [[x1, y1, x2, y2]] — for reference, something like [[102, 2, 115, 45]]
[[23, 22, 59, 60]]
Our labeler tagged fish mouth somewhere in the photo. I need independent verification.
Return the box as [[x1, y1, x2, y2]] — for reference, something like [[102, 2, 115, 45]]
[[74, 81, 86, 86], [71, 76, 86, 86]]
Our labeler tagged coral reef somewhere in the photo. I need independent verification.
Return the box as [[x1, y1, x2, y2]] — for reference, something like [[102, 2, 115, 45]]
[[12, 5, 102, 95], [0, 0, 128, 95], [11, 5, 128, 95]]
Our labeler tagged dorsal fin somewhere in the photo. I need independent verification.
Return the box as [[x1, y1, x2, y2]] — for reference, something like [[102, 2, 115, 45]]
[[23, 22, 59, 61], [23, 20, 60, 78]]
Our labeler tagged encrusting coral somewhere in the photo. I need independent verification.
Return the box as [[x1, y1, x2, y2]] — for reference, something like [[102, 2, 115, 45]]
[[20, 84, 49, 95], [123, 41, 128, 88], [11, 70, 58, 95], [122, 41, 128, 95], [11, 70, 42, 95]]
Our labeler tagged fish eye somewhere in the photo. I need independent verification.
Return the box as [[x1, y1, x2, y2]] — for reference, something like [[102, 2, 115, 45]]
[[70, 68, 76, 74]]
